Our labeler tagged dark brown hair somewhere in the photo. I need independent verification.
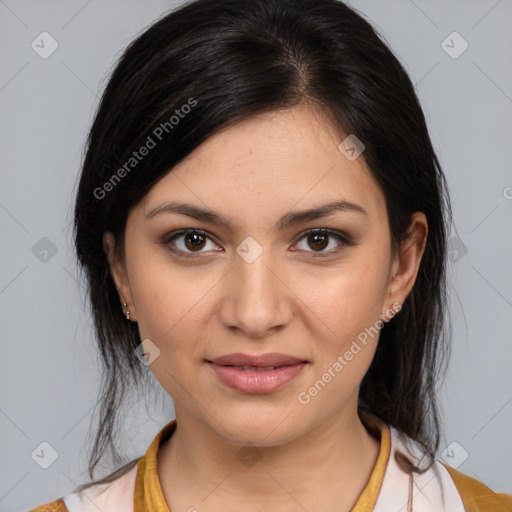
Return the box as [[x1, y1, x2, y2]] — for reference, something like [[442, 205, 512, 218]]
[[72, 0, 452, 492]]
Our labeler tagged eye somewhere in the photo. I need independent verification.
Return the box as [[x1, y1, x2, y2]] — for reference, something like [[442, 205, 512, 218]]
[[164, 229, 219, 255], [163, 228, 353, 258], [293, 228, 353, 256]]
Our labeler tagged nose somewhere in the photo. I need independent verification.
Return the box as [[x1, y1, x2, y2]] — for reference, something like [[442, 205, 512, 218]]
[[218, 243, 293, 338]]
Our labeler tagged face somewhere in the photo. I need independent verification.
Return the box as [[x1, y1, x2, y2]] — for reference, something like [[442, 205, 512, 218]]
[[104, 105, 427, 447]]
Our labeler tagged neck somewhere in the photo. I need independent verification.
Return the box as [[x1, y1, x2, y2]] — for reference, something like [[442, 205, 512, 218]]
[[157, 405, 382, 512]]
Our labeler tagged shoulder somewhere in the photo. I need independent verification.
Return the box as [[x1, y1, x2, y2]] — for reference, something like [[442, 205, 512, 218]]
[[385, 422, 511, 512], [28, 462, 139, 512], [29, 498, 69, 511], [440, 462, 512, 512]]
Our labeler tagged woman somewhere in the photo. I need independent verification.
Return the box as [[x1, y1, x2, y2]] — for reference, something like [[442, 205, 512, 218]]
[[29, 0, 512, 510]]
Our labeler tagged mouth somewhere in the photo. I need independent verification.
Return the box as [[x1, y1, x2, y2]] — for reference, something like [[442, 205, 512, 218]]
[[207, 352, 308, 368], [219, 365, 285, 371], [206, 354, 309, 394]]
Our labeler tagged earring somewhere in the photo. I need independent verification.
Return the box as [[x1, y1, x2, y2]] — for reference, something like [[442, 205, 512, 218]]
[[122, 302, 130, 321]]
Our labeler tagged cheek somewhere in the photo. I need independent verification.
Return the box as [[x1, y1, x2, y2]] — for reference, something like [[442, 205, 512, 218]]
[[133, 272, 209, 349], [131, 264, 210, 399], [305, 257, 388, 334], [297, 261, 390, 392], [299, 262, 388, 407], [127, 251, 223, 374], [125, 239, 199, 329]]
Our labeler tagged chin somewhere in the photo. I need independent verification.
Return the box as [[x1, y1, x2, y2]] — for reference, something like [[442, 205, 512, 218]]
[[211, 405, 304, 448]]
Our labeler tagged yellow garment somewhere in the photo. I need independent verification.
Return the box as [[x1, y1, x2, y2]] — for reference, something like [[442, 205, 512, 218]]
[[441, 463, 512, 512], [134, 419, 390, 511], [29, 418, 512, 512], [28, 502, 68, 512], [132, 418, 390, 511]]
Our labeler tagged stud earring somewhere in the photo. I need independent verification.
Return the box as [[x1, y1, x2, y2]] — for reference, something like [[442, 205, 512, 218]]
[[122, 302, 130, 321]]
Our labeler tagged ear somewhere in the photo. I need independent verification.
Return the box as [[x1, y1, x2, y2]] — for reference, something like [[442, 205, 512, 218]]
[[103, 231, 137, 321], [384, 211, 428, 315]]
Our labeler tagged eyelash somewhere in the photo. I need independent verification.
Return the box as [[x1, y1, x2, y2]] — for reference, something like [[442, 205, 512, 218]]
[[162, 228, 355, 258]]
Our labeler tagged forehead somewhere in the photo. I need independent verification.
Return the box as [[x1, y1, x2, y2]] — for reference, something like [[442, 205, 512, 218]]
[[139, 106, 386, 226]]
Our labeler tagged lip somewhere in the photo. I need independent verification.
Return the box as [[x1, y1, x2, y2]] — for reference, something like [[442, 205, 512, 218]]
[[209, 352, 307, 367], [206, 353, 308, 394]]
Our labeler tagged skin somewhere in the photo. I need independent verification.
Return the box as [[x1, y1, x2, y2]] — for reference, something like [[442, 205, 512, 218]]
[[104, 104, 427, 512]]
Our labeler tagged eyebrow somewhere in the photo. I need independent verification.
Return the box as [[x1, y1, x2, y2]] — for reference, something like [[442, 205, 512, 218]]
[[145, 199, 367, 231]]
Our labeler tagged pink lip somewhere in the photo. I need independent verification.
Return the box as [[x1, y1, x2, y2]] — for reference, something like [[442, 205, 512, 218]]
[[206, 353, 308, 394]]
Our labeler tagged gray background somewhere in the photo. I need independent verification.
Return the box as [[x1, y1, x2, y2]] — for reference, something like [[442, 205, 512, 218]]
[[0, 1, 511, 510]]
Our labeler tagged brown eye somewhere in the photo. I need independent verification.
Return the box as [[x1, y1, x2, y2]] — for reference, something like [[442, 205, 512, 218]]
[[163, 228, 353, 259], [183, 231, 207, 251], [294, 229, 352, 256], [307, 232, 329, 251], [164, 229, 217, 255]]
